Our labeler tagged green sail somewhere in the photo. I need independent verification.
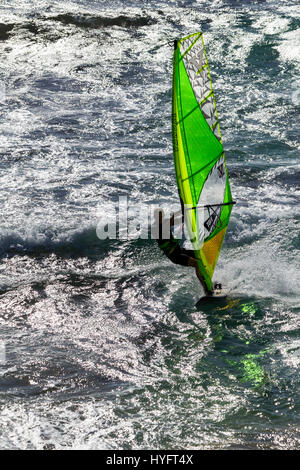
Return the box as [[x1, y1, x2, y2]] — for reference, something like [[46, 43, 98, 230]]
[[172, 32, 234, 291]]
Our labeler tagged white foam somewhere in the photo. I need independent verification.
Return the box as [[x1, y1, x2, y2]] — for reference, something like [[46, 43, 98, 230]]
[[252, 15, 290, 35], [218, 242, 300, 301], [276, 29, 300, 67]]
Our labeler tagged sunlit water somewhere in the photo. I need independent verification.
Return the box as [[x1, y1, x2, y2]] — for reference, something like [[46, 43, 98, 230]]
[[0, 0, 299, 449]]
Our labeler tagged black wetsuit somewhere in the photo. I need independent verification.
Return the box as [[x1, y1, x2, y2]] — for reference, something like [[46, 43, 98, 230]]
[[156, 217, 195, 267]]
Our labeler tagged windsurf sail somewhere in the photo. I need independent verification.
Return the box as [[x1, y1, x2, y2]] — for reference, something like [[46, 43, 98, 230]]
[[172, 32, 235, 292]]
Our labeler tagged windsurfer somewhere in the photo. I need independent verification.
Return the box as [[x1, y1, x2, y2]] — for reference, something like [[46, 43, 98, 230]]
[[153, 208, 213, 296]]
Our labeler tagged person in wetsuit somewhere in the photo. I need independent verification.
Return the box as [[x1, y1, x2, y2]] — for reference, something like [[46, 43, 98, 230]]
[[153, 208, 213, 296]]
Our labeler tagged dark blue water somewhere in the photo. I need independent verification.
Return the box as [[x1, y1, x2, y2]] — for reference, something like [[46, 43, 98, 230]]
[[0, 0, 299, 449]]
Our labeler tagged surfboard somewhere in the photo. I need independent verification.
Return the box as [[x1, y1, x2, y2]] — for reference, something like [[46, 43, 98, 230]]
[[202, 289, 229, 300], [198, 282, 229, 301], [172, 33, 235, 294]]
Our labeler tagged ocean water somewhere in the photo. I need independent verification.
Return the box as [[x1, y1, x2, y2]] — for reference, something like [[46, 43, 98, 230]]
[[0, 0, 299, 450]]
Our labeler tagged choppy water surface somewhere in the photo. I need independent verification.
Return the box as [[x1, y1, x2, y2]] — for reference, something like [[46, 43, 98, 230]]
[[0, 0, 299, 449]]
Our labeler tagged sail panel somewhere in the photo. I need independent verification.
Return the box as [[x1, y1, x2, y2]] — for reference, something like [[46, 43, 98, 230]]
[[180, 34, 222, 142], [179, 33, 201, 57], [176, 51, 223, 206], [198, 155, 227, 239], [201, 95, 218, 129], [202, 227, 227, 270]]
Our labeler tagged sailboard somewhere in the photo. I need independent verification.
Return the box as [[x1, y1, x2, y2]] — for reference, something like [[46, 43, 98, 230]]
[[172, 33, 235, 293]]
